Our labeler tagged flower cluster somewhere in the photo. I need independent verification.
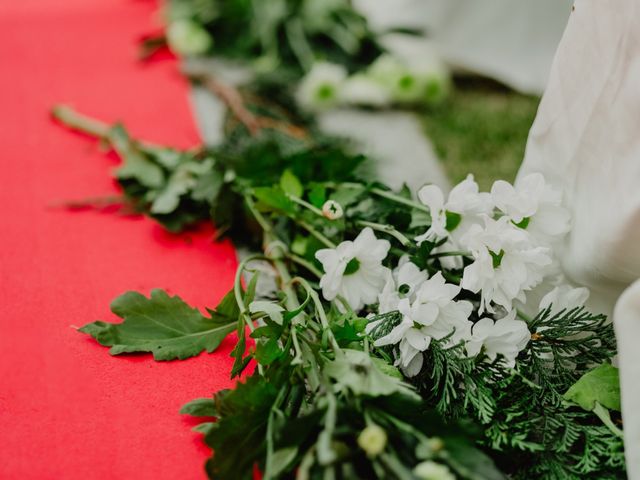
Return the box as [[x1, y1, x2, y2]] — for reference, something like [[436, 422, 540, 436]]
[[317, 173, 574, 376], [296, 53, 450, 112]]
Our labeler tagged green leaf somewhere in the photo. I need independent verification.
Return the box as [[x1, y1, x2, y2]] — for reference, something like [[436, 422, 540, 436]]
[[268, 446, 298, 477], [109, 125, 164, 188], [180, 398, 217, 417], [79, 289, 235, 361], [253, 186, 296, 214], [308, 183, 327, 208], [150, 167, 195, 214], [254, 337, 283, 366], [280, 169, 303, 198], [563, 363, 621, 411]]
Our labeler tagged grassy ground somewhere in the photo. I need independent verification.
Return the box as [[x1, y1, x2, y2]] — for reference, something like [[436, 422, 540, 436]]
[[422, 79, 540, 190]]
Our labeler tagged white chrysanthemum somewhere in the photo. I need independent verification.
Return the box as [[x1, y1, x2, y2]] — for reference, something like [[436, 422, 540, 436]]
[[377, 258, 428, 314], [466, 311, 531, 367], [373, 272, 473, 377], [296, 62, 347, 112], [315, 227, 390, 311], [492, 173, 571, 242], [416, 174, 493, 244], [166, 20, 213, 57], [460, 216, 552, 313], [339, 74, 391, 107], [539, 284, 590, 316]]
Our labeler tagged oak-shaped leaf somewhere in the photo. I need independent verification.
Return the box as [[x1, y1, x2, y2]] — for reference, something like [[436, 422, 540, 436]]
[[79, 289, 237, 361]]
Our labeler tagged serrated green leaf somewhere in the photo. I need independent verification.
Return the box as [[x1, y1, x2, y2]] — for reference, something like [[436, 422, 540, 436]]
[[280, 169, 303, 198], [78, 289, 235, 361], [181, 398, 217, 417], [563, 363, 621, 411]]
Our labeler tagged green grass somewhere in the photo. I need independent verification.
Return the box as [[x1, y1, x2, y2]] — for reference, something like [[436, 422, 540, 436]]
[[423, 79, 540, 190]]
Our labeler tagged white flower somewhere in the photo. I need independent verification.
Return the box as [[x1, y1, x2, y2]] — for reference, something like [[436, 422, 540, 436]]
[[321, 200, 343, 220], [357, 424, 387, 457], [492, 173, 571, 242], [367, 54, 449, 105], [339, 74, 391, 107], [413, 461, 456, 480], [466, 312, 531, 367], [248, 300, 284, 325], [460, 216, 552, 313], [373, 272, 473, 377], [166, 20, 213, 57], [296, 62, 347, 112], [315, 227, 390, 311], [539, 284, 590, 316], [416, 174, 493, 244], [377, 258, 428, 314]]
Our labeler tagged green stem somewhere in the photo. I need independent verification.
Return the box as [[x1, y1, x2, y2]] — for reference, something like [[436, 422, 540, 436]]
[[593, 402, 624, 438], [51, 105, 111, 139], [430, 250, 471, 258], [292, 277, 341, 353], [51, 105, 162, 150], [287, 253, 322, 279], [297, 219, 337, 249], [357, 220, 411, 247], [517, 309, 534, 323], [371, 187, 430, 213], [288, 194, 324, 217]]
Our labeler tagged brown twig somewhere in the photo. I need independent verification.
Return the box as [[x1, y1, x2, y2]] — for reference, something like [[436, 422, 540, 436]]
[[182, 65, 308, 140]]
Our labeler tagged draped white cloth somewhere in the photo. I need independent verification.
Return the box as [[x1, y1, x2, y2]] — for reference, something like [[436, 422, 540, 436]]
[[355, 0, 573, 94], [516, 1, 640, 475]]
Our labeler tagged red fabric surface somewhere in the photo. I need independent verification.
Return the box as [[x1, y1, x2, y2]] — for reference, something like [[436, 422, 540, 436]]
[[0, 1, 238, 478]]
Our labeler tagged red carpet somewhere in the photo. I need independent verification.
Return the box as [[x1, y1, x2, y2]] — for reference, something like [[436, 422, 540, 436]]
[[0, 1, 238, 478]]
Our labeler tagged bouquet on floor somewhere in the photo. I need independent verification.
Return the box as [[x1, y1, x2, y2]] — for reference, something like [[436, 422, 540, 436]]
[[54, 100, 623, 479], [147, 0, 450, 112], [52, 0, 625, 478]]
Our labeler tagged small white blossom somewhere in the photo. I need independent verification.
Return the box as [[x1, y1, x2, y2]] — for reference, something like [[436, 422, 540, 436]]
[[539, 284, 590, 316], [460, 216, 552, 313], [321, 200, 343, 220], [296, 62, 347, 112], [166, 20, 213, 57], [416, 175, 493, 245], [357, 424, 387, 457], [373, 272, 473, 377], [315, 227, 390, 311], [492, 173, 571, 242], [413, 461, 456, 480], [339, 74, 391, 107], [377, 258, 428, 314], [466, 311, 531, 367]]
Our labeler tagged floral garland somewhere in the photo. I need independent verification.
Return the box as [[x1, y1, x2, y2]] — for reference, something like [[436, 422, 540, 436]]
[[52, 1, 625, 479]]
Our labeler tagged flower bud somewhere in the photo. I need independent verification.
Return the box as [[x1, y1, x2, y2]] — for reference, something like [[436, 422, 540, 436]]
[[413, 461, 456, 480], [357, 424, 387, 457], [166, 20, 213, 57], [322, 200, 343, 220]]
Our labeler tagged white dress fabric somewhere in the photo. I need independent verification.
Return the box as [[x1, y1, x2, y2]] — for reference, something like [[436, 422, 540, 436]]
[[355, 0, 573, 94], [515, 1, 640, 475]]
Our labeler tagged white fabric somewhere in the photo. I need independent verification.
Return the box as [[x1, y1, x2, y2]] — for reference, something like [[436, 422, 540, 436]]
[[355, 0, 572, 94], [516, 1, 640, 475], [615, 280, 640, 478]]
